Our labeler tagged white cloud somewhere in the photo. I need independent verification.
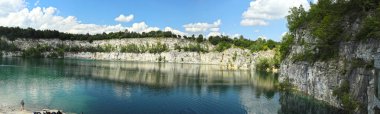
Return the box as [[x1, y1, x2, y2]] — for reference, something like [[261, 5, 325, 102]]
[[258, 36, 268, 40], [313, 0, 318, 4], [183, 19, 222, 37], [207, 31, 222, 37], [0, 0, 187, 35], [126, 22, 159, 33], [241, 19, 268, 26], [183, 19, 221, 33], [241, 0, 310, 26], [232, 34, 241, 38], [115, 14, 134, 22], [281, 32, 288, 37], [164, 27, 187, 36], [0, 6, 127, 34], [0, 0, 25, 16]]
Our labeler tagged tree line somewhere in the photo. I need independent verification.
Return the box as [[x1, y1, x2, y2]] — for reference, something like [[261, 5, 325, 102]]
[[0, 26, 180, 41], [0, 26, 280, 53]]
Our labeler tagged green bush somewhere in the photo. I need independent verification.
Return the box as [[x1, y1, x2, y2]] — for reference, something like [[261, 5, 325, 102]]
[[148, 42, 168, 54], [291, 48, 316, 62], [284, 0, 380, 62], [215, 42, 231, 52], [287, 5, 307, 33], [22, 47, 43, 58], [100, 44, 115, 52], [333, 80, 359, 111], [357, 4, 380, 40], [255, 58, 276, 71], [182, 44, 208, 53], [0, 39, 20, 51], [280, 33, 294, 61], [232, 52, 237, 61], [121, 44, 141, 53], [174, 43, 181, 51]]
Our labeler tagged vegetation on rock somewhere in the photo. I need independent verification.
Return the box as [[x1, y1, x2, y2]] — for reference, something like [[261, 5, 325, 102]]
[[283, 0, 380, 62]]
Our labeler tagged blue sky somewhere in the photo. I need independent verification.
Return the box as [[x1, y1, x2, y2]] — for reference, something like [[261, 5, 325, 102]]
[[0, 0, 316, 41]]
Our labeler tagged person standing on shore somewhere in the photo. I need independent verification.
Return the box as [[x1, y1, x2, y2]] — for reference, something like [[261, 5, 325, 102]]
[[20, 100, 24, 111]]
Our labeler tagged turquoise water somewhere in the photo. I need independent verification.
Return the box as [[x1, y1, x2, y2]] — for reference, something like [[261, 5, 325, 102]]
[[0, 58, 344, 114]]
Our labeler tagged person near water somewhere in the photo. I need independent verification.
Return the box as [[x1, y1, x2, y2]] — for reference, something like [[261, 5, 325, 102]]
[[20, 100, 24, 111]]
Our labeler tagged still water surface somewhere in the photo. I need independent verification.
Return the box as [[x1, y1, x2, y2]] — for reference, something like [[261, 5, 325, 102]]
[[0, 58, 344, 114]]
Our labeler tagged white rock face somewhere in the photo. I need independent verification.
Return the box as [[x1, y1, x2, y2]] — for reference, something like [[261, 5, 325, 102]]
[[280, 29, 380, 113], [0, 37, 275, 70]]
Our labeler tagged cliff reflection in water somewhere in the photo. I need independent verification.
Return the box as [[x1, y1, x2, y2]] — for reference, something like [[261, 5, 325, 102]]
[[0, 58, 344, 114], [60, 60, 281, 113], [61, 60, 278, 90]]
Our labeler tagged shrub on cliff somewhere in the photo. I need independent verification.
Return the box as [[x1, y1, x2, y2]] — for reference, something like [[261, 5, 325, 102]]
[[148, 42, 169, 54], [182, 44, 208, 53], [333, 80, 359, 111], [215, 42, 231, 52], [121, 44, 141, 53], [255, 58, 276, 71], [279, 33, 294, 61], [358, 4, 380, 40], [0, 39, 20, 51], [285, 0, 380, 62]]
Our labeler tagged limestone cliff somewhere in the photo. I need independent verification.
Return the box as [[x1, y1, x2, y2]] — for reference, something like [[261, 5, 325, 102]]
[[279, 28, 379, 113], [0, 38, 275, 70]]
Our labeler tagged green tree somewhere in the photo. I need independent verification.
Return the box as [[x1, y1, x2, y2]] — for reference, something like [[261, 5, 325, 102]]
[[196, 34, 204, 43]]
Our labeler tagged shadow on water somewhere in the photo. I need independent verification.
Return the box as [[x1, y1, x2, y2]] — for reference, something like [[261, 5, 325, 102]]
[[0, 57, 346, 114]]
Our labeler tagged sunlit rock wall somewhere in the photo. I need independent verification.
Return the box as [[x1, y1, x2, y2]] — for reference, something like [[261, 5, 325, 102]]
[[279, 28, 380, 113], [0, 38, 275, 70]]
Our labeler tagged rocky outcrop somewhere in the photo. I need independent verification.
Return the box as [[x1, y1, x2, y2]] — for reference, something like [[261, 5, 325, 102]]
[[279, 28, 380, 113], [0, 37, 275, 70]]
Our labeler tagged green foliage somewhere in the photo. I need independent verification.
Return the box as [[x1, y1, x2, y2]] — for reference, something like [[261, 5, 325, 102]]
[[100, 44, 115, 52], [182, 44, 208, 53], [249, 38, 278, 53], [232, 52, 237, 61], [287, 5, 307, 33], [158, 56, 165, 62], [0, 39, 20, 51], [120, 44, 141, 53], [174, 43, 208, 53], [273, 46, 281, 68], [22, 44, 65, 58], [333, 80, 359, 111], [291, 48, 316, 62], [208, 36, 233, 45], [351, 58, 374, 69], [284, 0, 380, 62], [215, 42, 231, 52], [174, 43, 181, 51], [0, 26, 181, 41], [22, 44, 51, 57], [280, 33, 294, 61], [233, 35, 252, 48], [196, 34, 204, 43], [357, 4, 380, 39], [255, 58, 277, 71], [148, 42, 169, 54]]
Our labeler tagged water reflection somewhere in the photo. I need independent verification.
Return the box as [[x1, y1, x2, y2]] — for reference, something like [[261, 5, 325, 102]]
[[0, 58, 344, 114]]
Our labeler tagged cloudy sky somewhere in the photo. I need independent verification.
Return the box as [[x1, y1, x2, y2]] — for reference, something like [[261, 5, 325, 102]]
[[0, 0, 317, 41]]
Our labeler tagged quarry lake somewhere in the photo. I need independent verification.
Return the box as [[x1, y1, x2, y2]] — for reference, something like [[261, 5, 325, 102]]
[[0, 58, 344, 114]]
